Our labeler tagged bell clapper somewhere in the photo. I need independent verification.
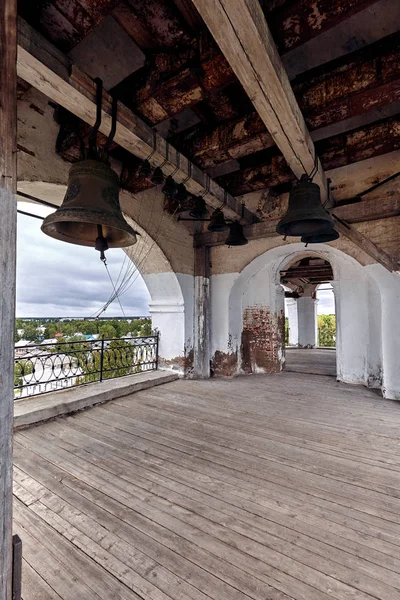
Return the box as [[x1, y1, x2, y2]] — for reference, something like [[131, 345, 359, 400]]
[[95, 224, 109, 263]]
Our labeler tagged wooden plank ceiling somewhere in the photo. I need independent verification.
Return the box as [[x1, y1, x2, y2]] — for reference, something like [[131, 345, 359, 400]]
[[17, 0, 400, 232]]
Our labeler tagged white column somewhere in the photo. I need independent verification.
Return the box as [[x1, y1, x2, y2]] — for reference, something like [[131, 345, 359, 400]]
[[366, 265, 400, 400], [297, 296, 317, 347], [285, 298, 298, 346], [148, 301, 187, 373]]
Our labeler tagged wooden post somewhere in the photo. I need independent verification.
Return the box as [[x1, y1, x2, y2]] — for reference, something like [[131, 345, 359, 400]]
[[194, 246, 211, 378], [0, 1, 18, 599]]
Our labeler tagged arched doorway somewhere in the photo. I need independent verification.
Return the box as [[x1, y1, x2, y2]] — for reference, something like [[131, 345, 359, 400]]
[[210, 242, 398, 396], [282, 256, 337, 377]]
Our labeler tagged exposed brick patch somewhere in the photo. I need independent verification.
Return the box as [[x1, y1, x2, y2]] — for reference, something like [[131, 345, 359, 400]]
[[241, 306, 284, 374], [159, 348, 194, 377], [211, 350, 238, 376]]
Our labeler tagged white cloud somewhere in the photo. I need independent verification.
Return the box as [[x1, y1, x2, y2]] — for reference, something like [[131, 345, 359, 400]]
[[16, 202, 151, 318], [316, 287, 335, 315]]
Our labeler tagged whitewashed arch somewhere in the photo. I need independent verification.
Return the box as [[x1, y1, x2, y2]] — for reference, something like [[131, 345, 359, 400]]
[[211, 242, 400, 399]]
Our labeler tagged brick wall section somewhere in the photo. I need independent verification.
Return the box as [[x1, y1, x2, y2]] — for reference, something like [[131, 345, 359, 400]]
[[241, 306, 284, 373]]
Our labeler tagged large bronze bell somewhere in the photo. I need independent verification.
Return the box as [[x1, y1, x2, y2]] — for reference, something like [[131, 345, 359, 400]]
[[225, 221, 248, 246], [276, 175, 334, 237], [301, 229, 339, 245], [41, 159, 138, 249]]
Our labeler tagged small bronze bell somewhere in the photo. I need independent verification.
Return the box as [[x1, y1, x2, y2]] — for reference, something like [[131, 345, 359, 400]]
[[225, 221, 248, 246], [208, 208, 228, 232], [276, 175, 334, 237], [150, 167, 164, 185], [190, 196, 208, 219], [301, 229, 339, 245], [173, 183, 189, 203], [139, 159, 152, 178], [162, 176, 178, 198], [41, 159, 138, 249]]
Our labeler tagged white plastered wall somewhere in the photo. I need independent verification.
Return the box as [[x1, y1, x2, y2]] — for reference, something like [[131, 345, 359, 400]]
[[210, 242, 399, 398]]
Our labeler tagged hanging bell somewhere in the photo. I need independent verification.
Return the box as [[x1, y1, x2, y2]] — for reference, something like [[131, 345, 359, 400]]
[[150, 167, 164, 185], [162, 176, 178, 198], [301, 229, 339, 245], [41, 159, 138, 249], [139, 159, 152, 178], [276, 175, 334, 237], [173, 183, 190, 203], [208, 208, 228, 232], [190, 196, 208, 219], [225, 221, 248, 246]]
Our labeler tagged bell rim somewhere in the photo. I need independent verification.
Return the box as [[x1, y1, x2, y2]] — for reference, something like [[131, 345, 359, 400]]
[[276, 217, 334, 236], [41, 208, 138, 248], [301, 229, 340, 244]]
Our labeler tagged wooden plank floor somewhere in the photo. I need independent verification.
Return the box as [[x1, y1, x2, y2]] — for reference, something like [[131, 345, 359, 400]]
[[13, 371, 400, 600], [285, 348, 336, 376]]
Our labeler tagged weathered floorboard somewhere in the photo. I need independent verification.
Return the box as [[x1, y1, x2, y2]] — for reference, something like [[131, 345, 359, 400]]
[[13, 372, 400, 600]]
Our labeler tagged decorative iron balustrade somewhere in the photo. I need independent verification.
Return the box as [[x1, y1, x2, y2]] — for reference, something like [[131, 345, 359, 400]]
[[14, 335, 159, 398]]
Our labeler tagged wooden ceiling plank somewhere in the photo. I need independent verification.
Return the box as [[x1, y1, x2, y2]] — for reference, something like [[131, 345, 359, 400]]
[[16, 18, 258, 224], [219, 114, 400, 196], [191, 0, 328, 197]]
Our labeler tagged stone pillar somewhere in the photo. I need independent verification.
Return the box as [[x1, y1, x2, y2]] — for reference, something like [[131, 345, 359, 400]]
[[297, 296, 317, 347], [193, 246, 210, 379], [285, 298, 298, 346]]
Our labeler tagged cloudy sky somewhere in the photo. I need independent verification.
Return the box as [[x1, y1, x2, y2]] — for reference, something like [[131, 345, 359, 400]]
[[16, 202, 151, 318], [316, 287, 335, 314], [17, 201, 335, 318]]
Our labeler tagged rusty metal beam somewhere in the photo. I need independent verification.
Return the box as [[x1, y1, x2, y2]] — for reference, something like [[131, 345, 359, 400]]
[[16, 18, 258, 224], [174, 32, 400, 169], [218, 114, 400, 195]]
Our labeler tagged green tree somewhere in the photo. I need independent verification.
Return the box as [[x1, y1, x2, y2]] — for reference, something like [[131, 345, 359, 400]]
[[14, 360, 34, 388], [318, 314, 336, 347], [98, 323, 117, 340], [23, 322, 40, 342]]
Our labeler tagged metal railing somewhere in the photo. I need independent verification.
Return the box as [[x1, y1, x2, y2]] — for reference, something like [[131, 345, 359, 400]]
[[14, 334, 159, 399]]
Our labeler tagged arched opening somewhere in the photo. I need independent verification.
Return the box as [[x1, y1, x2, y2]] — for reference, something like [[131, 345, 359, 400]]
[[282, 256, 337, 377], [211, 242, 397, 397], [16, 183, 194, 377]]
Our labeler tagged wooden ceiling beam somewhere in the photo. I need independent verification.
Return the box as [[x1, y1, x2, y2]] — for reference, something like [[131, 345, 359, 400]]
[[191, 0, 328, 199], [16, 18, 258, 224], [219, 114, 400, 195], [174, 31, 400, 169]]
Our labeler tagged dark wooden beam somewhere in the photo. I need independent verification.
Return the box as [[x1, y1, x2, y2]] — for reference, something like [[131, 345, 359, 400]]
[[18, 0, 121, 51], [269, 0, 381, 54], [219, 114, 400, 195], [174, 32, 400, 169], [0, 0, 17, 597], [332, 217, 399, 272], [125, 0, 382, 126]]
